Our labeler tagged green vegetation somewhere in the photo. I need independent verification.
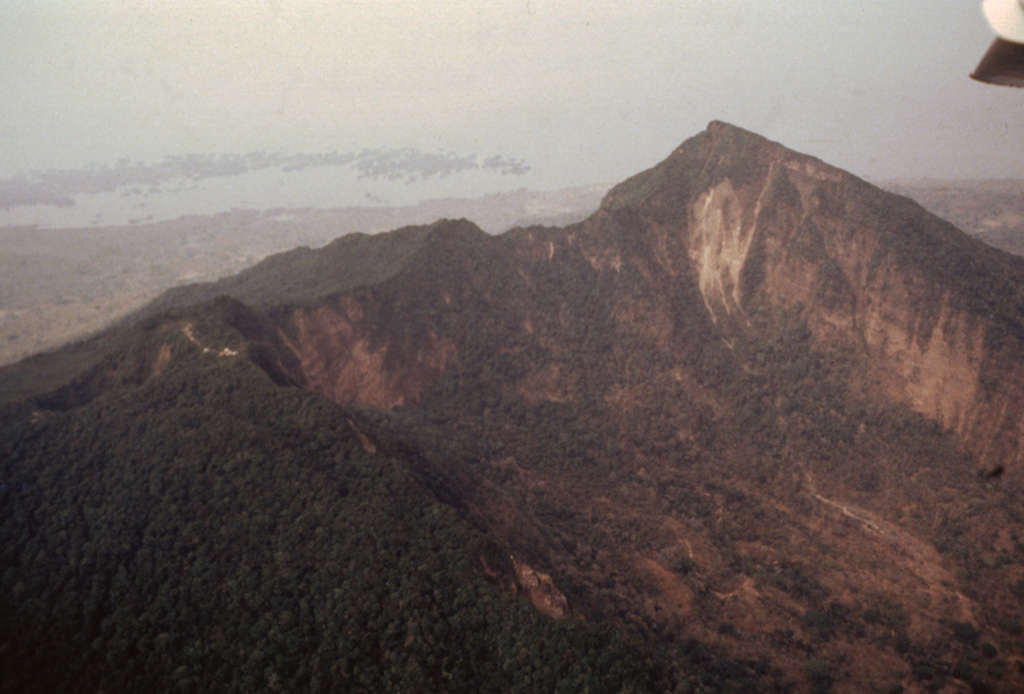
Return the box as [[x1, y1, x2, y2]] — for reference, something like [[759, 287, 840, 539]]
[[0, 315, 674, 693], [4, 122, 1024, 693]]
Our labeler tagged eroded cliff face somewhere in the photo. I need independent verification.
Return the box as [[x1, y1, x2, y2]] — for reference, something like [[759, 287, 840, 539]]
[[689, 178, 754, 322], [277, 297, 456, 409], [604, 121, 1024, 468]]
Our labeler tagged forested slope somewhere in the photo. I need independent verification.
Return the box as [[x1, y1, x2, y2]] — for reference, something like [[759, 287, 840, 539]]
[[5, 122, 1024, 692], [0, 303, 688, 693]]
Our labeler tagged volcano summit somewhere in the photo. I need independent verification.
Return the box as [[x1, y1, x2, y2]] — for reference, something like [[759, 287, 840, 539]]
[[3, 123, 1024, 693]]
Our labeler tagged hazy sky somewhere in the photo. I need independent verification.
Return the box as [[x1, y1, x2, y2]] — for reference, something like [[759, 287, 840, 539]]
[[2, 1, 1021, 191]]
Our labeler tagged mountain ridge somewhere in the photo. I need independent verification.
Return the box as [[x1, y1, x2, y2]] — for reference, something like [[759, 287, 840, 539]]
[[4, 121, 1024, 692]]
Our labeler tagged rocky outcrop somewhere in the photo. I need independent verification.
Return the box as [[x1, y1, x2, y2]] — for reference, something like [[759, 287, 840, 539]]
[[602, 121, 1024, 470], [511, 557, 571, 619]]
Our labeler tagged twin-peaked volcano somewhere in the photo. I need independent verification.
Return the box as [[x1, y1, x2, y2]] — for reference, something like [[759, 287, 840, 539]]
[[4, 122, 1024, 692]]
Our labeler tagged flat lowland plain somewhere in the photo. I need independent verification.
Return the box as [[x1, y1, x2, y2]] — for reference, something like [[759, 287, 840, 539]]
[[0, 186, 607, 365]]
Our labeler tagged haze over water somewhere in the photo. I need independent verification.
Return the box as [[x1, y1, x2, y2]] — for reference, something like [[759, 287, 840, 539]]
[[2, 2, 1021, 228]]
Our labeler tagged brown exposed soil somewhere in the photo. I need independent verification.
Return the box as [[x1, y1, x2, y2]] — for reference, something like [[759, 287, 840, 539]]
[[278, 303, 455, 409]]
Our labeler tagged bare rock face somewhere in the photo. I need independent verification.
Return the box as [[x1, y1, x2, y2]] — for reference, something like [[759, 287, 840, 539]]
[[602, 120, 1024, 470], [278, 299, 455, 409], [511, 557, 571, 619]]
